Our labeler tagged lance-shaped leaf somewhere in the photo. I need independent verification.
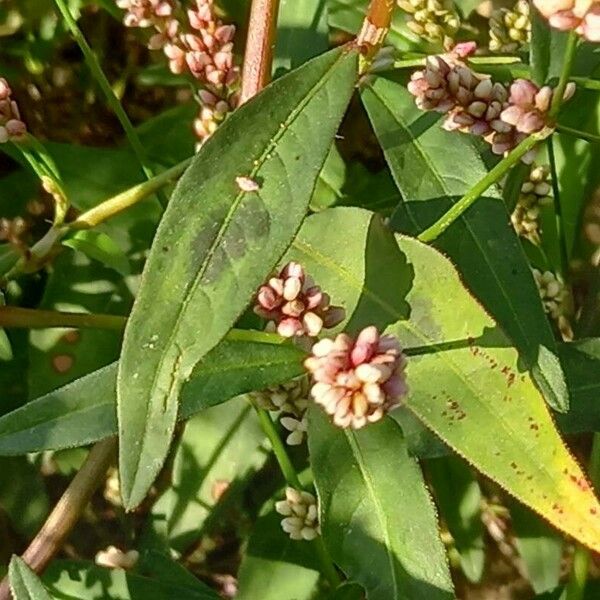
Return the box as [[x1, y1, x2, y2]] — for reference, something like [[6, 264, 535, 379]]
[[287, 207, 600, 554], [117, 46, 359, 509], [361, 75, 569, 414], [9, 556, 52, 600], [0, 338, 305, 455], [308, 409, 454, 600]]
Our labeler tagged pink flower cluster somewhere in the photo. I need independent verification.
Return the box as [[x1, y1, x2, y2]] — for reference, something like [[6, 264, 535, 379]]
[[533, 0, 600, 41], [0, 78, 27, 143], [254, 262, 345, 338], [408, 52, 575, 162], [304, 326, 408, 429], [116, 0, 239, 144]]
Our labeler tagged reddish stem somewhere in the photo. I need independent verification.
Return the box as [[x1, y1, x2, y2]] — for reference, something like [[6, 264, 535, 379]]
[[240, 0, 281, 103]]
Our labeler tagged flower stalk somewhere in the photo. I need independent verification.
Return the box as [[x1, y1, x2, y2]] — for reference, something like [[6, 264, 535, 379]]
[[418, 127, 553, 243], [0, 306, 127, 330]]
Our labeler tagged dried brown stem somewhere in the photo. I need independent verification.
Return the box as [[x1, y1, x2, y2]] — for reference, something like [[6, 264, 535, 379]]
[[240, 0, 281, 103], [0, 438, 117, 600]]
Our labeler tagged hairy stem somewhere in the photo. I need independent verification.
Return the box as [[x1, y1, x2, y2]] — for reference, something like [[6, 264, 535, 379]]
[[72, 156, 193, 228], [53, 0, 167, 206], [240, 0, 281, 104], [418, 127, 553, 243], [0, 438, 117, 600], [0, 306, 126, 330]]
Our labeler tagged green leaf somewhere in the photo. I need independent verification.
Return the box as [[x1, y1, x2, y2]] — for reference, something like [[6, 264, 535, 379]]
[[149, 398, 267, 552], [287, 206, 600, 554], [530, 8, 569, 85], [361, 74, 569, 413], [427, 457, 485, 583], [43, 559, 220, 599], [308, 408, 454, 600], [62, 229, 131, 275], [274, 0, 328, 73], [327, 583, 366, 599], [0, 457, 49, 537], [0, 338, 305, 455], [0, 291, 13, 361], [9, 556, 52, 600], [117, 45, 359, 509], [237, 510, 320, 600], [510, 501, 563, 594]]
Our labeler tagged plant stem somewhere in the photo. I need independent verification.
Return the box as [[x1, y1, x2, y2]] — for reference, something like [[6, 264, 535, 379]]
[[71, 156, 193, 228], [254, 407, 341, 588], [557, 124, 600, 144], [549, 31, 579, 119], [564, 433, 600, 600], [546, 135, 570, 277], [53, 0, 167, 206], [418, 127, 553, 243], [256, 407, 302, 488], [0, 306, 126, 330], [358, 0, 396, 65], [240, 0, 281, 104], [0, 438, 117, 600]]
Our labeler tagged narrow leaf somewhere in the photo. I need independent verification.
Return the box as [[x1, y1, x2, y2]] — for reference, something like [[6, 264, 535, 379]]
[[117, 46, 359, 509], [361, 75, 569, 413], [308, 408, 454, 600], [287, 207, 600, 554], [62, 229, 131, 275], [9, 556, 52, 600], [0, 338, 304, 455]]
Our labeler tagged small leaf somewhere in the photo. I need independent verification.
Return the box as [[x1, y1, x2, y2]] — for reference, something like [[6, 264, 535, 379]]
[[117, 45, 359, 509], [308, 408, 454, 600], [361, 75, 569, 413], [428, 457, 485, 583], [510, 501, 563, 594], [0, 338, 304, 455], [62, 229, 131, 275], [237, 510, 321, 600], [9, 556, 52, 600], [287, 207, 600, 554]]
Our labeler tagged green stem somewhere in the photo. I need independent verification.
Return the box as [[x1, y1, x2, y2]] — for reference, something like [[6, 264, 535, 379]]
[[0, 306, 126, 330], [418, 127, 553, 243], [255, 407, 302, 488], [71, 156, 192, 228], [546, 135, 569, 277], [254, 407, 341, 588], [53, 0, 167, 206], [549, 31, 578, 119], [557, 124, 600, 145], [564, 433, 600, 600]]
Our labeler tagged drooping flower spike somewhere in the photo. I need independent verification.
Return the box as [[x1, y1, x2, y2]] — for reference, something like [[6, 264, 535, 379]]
[[304, 326, 408, 430]]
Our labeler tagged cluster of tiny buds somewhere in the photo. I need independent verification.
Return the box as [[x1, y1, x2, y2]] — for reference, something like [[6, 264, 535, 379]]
[[408, 48, 576, 162], [116, 0, 239, 145], [254, 262, 345, 339], [275, 487, 320, 541], [304, 326, 408, 430], [249, 378, 309, 446], [489, 0, 531, 53], [95, 546, 139, 570], [533, 0, 600, 42], [533, 269, 567, 319], [0, 78, 26, 143], [511, 164, 552, 244], [397, 0, 460, 46]]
